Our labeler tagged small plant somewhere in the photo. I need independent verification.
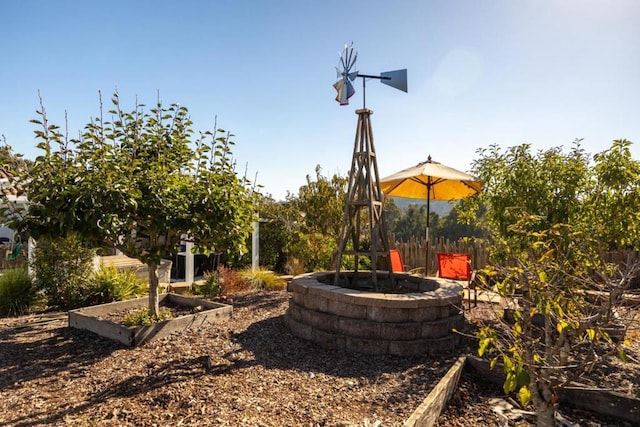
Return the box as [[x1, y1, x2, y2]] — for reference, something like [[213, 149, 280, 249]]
[[217, 265, 251, 295], [123, 307, 173, 327], [194, 271, 222, 298], [239, 267, 286, 291], [93, 265, 147, 302], [0, 268, 35, 316]]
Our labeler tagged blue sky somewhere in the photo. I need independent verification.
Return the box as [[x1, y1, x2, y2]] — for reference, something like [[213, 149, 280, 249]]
[[2, 0, 639, 200]]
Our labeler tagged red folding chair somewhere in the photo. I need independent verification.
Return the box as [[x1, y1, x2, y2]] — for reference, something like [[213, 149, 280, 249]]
[[437, 252, 477, 309]]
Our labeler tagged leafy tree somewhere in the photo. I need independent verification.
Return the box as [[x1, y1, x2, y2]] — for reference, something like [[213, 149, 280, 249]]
[[286, 165, 347, 271], [466, 139, 640, 425], [466, 141, 590, 262], [438, 204, 486, 242], [391, 204, 427, 242], [585, 139, 640, 251], [0, 136, 32, 227], [465, 139, 640, 259], [255, 194, 299, 273], [0, 135, 32, 174], [382, 197, 402, 236], [478, 217, 638, 426], [294, 165, 347, 238], [19, 93, 255, 316], [385, 199, 484, 243]]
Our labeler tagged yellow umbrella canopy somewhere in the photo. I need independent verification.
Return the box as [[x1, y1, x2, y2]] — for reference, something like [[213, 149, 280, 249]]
[[379, 156, 482, 200], [379, 156, 482, 274]]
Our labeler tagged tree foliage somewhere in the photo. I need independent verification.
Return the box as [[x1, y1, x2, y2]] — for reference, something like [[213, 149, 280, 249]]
[[256, 165, 347, 273], [18, 93, 256, 316], [465, 139, 640, 261], [587, 139, 640, 250], [31, 234, 97, 309], [467, 139, 640, 425], [294, 165, 347, 239], [478, 218, 638, 426], [384, 198, 484, 243]]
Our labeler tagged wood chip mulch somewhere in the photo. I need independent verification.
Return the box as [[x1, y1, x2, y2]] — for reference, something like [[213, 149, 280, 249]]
[[0, 291, 459, 426], [1, 291, 638, 426]]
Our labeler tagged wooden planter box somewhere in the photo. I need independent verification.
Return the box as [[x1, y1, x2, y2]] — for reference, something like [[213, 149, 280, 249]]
[[68, 293, 232, 347], [465, 355, 640, 425]]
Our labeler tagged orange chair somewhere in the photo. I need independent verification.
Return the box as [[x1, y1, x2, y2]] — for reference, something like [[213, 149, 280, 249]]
[[389, 249, 424, 275], [437, 252, 477, 309], [389, 249, 405, 273]]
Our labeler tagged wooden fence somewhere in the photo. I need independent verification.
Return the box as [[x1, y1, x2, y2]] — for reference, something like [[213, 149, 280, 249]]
[[391, 237, 489, 275], [392, 237, 639, 286]]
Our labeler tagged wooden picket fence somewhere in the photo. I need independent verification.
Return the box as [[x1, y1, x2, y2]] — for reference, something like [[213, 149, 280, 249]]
[[391, 237, 489, 275], [392, 237, 639, 286]]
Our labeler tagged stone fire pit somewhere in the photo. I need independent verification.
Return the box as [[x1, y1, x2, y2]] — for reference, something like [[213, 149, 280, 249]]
[[286, 271, 464, 356]]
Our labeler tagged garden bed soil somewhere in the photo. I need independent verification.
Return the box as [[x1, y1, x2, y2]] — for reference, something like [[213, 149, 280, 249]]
[[0, 291, 638, 426]]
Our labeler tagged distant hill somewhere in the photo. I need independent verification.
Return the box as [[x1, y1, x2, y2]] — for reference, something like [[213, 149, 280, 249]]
[[388, 197, 453, 217]]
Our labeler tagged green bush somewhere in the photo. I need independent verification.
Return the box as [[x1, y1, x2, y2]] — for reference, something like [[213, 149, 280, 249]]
[[239, 267, 286, 291], [123, 307, 173, 326], [93, 266, 147, 302], [0, 268, 36, 316], [31, 234, 96, 310], [194, 271, 222, 298]]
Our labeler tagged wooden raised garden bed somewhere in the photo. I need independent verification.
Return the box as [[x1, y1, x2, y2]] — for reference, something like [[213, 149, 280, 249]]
[[68, 293, 232, 347]]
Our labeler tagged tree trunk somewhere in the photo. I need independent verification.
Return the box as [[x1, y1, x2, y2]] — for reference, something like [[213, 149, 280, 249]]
[[530, 381, 556, 427], [147, 262, 160, 318], [535, 401, 555, 427]]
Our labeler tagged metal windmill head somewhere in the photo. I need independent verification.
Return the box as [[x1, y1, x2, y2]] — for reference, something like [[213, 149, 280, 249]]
[[333, 43, 358, 105]]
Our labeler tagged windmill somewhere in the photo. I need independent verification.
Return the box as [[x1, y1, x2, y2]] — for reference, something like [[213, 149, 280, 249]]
[[333, 43, 407, 108], [332, 43, 408, 290]]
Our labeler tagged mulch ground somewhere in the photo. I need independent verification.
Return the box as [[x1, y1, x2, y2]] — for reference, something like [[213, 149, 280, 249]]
[[0, 290, 638, 426]]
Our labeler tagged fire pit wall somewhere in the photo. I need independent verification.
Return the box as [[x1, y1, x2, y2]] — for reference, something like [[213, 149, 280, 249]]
[[286, 272, 464, 356]]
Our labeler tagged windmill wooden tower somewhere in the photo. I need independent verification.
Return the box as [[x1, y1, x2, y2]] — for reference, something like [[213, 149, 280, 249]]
[[332, 43, 407, 290]]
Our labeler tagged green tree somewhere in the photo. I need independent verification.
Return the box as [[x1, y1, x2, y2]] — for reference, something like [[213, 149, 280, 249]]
[[294, 165, 347, 238], [286, 166, 347, 271], [255, 194, 299, 273], [382, 197, 402, 240], [0, 135, 32, 174], [0, 136, 32, 227], [585, 139, 640, 251], [466, 141, 590, 262], [478, 218, 638, 426], [19, 93, 255, 317], [31, 234, 96, 309], [467, 140, 640, 425], [390, 204, 429, 241]]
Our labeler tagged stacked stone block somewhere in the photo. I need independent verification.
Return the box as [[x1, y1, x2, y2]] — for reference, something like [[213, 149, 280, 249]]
[[286, 272, 464, 356]]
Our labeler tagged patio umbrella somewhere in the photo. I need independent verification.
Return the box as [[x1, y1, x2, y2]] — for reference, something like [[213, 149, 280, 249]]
[[379, 155, 482, 274]]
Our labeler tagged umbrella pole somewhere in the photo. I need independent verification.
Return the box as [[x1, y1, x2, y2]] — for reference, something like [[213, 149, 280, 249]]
[[426, 195, 430, 276]]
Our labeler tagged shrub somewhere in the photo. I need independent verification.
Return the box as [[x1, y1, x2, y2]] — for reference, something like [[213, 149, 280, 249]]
[[0, 268, 35, 316], [93, 266, 147, 302], [217, 265, 250, 295], [31, 234, 96, 310], [123, 307, 173, 326], [239, 267, 286, 291], [194, 271, 222, 298]]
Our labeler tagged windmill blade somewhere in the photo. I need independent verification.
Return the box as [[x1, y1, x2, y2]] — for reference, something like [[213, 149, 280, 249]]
[[341, 43, 357, 73], [334, 42, 358, 105], [333, 79, 355, 105]]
